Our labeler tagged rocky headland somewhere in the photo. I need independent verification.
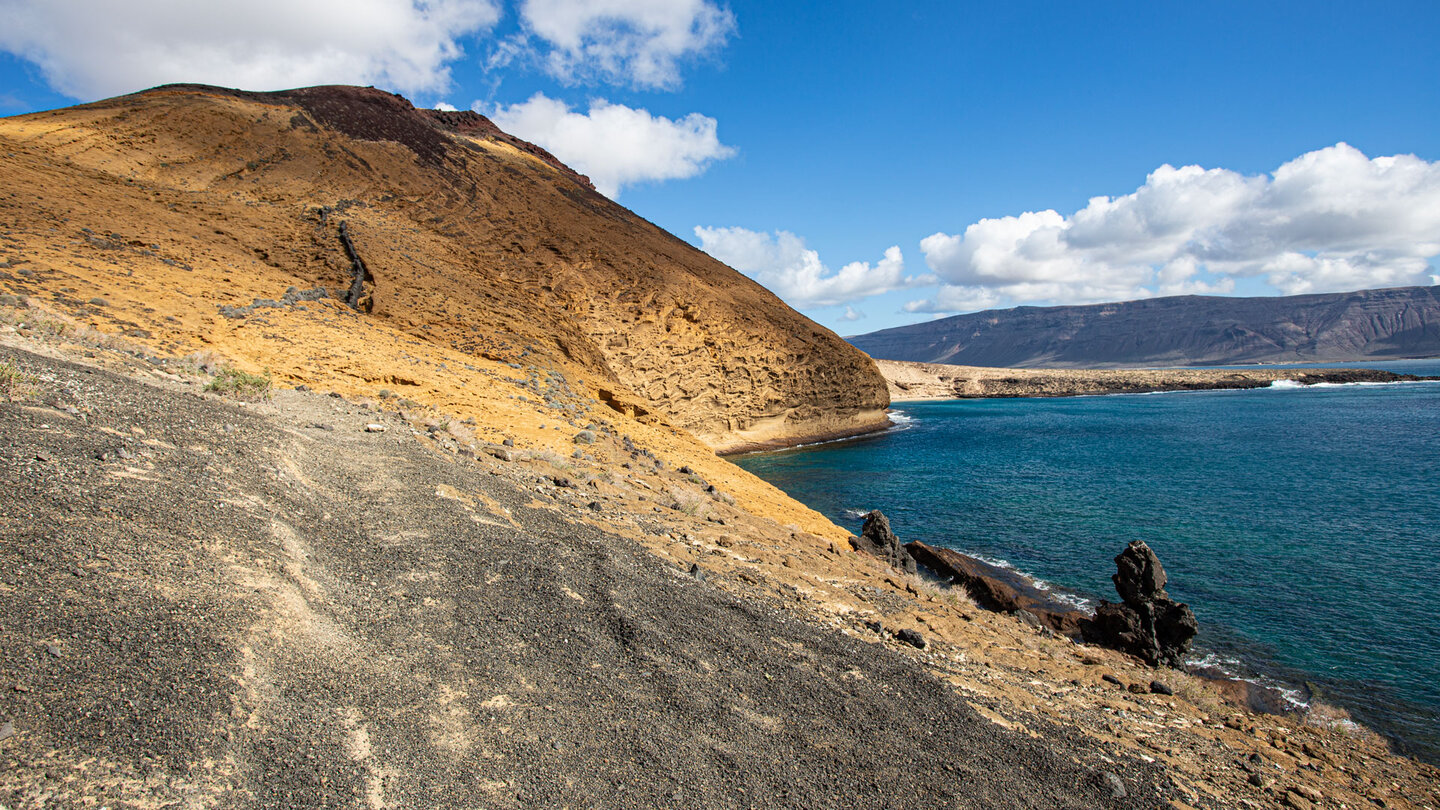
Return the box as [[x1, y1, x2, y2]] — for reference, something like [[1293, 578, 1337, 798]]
[[876, 358, 1436, 401], [2, 85, 1438, 808], [0, 83, 889, 455]]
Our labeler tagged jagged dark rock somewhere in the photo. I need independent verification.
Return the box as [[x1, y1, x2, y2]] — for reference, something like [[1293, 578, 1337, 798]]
[[895, 628, 927, 649], [850, 510, 916, 575], [1083, 541, 1198, 667], [337, 221, 372, 311]]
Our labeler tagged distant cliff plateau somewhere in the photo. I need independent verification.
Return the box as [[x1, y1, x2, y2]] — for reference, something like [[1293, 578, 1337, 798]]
[[849, 286, 1440, 368]]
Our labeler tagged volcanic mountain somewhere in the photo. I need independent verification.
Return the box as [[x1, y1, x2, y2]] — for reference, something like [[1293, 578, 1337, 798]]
[[0, 83, 888, 453], [849, 286, 1440, 368]]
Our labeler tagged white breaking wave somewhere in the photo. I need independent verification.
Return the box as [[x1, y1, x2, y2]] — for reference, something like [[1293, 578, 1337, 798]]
[[887, 409, 915, 425], [1267, 378, 1438, 391], [842, 508, 870, 520], [1185, 652, 1311, 710]]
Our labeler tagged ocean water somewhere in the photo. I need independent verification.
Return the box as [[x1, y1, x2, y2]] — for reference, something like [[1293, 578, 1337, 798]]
[[734, 360, 1440, 762]]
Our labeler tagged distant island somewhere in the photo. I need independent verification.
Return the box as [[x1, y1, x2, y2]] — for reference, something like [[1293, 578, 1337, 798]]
[[848, 285, 1440, 368]]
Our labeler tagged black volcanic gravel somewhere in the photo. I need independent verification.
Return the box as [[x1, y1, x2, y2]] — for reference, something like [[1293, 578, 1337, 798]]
[[0, 346, 1170, 808]]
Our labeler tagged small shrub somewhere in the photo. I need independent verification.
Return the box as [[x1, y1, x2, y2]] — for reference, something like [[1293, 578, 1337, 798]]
[[0, 358, 37, 402], [205, 364, 272, 401], [669, 489, 708, 518], [177, 350, 223, 375]]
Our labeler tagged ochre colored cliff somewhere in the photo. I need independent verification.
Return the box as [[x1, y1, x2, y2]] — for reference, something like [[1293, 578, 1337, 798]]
[[0, 84, 888, 452]]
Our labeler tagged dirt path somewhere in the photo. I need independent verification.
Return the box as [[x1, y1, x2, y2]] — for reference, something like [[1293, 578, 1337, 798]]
[[0, 345, 1169, 808]]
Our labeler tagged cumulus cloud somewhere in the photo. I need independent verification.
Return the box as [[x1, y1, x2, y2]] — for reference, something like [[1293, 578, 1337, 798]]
[[515, 0, 734, 89], [0, 0, 502, 100], [913, 143, 1440, 313], [694, 226, 930, 309], [837, 306, 865, 322], [486, 93, 734, 197]]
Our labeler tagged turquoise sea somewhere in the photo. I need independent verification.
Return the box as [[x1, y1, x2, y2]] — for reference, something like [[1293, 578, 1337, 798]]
[[735, 360, 1440, 763]]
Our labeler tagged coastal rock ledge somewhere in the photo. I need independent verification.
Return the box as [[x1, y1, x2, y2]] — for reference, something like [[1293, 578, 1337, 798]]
[[904, 530, 1198, 668]]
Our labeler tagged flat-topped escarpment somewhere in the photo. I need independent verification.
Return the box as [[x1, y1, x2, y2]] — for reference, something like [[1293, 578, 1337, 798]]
[[876, 358, 1433, 401], [851, 286, 1440, 368], [0, 83, 888, 452]]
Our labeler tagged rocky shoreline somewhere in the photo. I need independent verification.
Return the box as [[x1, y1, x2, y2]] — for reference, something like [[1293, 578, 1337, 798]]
[[876, 358, 1439, 402], [4, 314, 1440, 807]]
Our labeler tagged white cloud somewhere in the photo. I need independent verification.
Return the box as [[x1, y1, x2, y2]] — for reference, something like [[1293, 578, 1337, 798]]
[[516, 0, 734, 89], [433, 101, 459, 111], [914, 143, 1440, 313], [485, 93, 735, 197], [837, 306, 865, 322], [0, 0, 502, 100], [694, 226, 930, 309]]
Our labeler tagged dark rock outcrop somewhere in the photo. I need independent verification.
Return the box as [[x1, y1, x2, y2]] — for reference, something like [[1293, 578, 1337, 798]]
[[1084, 541, 1198, 668], [849, 285, 1440, 368], [906, 541, 1088, 637], [851, 511, 916, 575]]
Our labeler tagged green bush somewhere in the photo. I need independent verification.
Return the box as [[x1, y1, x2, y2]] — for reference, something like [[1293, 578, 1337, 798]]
[[205, 365, 272, 401]]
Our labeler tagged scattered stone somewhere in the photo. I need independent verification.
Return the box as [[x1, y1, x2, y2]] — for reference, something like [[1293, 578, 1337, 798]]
[[1102, 674, 1123, 686], [1282, 791, 1315, 810], [1127, 683, 1148, 695], [587, 501, 602, 512], [573, 430, 596, 444], [364, 423, 386, 432], [850, 510, 917, 576], [895, 628, 926, 649], [502, 438, 515, 447], [677, 465, 694, 474], [1098, 771, 1126, 799], [45, 645, 61, 657], [688, 563, 706, 583], [1248, 772, 1272, 788], [864, 620, 883, 634], [551, 476, 575, 489], [1290, 785, 1323, 803], [0, 721, 13, 741], [87, 297, 108, 307], [1149, 680, 1173, 696], [308, 422, 334, 431], [294, 384, 310, 392], [1014, 609, 1043, 629]]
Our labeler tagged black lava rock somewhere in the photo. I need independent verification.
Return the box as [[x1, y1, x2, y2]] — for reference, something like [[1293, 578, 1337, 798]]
[[850, 510, 917, 576]]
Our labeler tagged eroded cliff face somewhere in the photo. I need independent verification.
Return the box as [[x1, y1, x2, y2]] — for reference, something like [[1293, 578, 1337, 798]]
[[0, 84, 888, 452]]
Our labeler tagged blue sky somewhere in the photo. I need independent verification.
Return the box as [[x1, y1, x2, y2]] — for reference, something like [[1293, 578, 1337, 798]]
[[3, 1, 1438, 334]]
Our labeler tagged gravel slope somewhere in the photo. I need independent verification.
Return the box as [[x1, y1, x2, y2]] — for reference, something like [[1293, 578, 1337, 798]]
[[0, 345, 1168, 809]]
